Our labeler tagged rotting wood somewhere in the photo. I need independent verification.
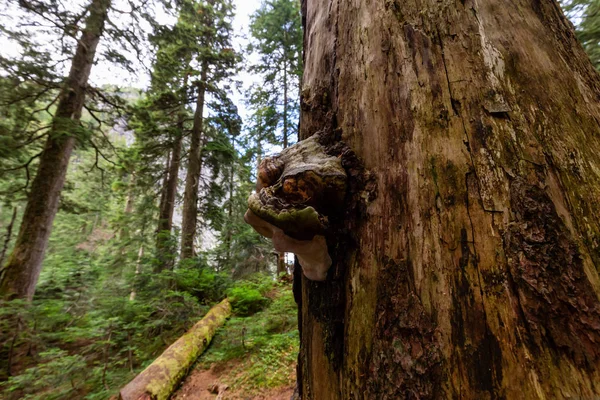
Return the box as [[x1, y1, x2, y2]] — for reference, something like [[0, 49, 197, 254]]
[[295, 0, 600, 397], [119, 299, 231, 400]]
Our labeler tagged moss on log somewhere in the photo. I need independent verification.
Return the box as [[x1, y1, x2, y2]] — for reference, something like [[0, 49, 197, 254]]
[[119, 299, 231, 400]]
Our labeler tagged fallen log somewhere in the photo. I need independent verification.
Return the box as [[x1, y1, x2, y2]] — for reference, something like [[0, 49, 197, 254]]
[[119, 298, 231, 400]]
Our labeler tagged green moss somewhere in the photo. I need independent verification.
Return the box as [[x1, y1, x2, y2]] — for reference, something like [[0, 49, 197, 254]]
[[125, 300, 231, 400], [248, 192, 325, 238]]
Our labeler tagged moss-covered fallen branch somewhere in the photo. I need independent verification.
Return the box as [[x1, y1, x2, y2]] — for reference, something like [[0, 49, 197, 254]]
[[119, 298, 231, 400]]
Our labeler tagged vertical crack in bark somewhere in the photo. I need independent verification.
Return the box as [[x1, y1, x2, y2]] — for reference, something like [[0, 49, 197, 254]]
[[464, 171, 502, 394], [331, 0, 340, 116], [436, 25, 505, 215], [437, 26, 504, 396], [438, 25, 492, 338], [436, 27, 487, 211]]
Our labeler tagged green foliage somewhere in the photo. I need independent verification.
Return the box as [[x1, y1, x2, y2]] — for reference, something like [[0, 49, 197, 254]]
[[227, 274, 273, 316], [247, 0, 303, 147], [561, 0, 600, 70], [0, 0, 298, 398], [198, 284, 298, 392], [228, 287, 269, 316], [173, 264, 232, 302], [6, 349, 88, 400]]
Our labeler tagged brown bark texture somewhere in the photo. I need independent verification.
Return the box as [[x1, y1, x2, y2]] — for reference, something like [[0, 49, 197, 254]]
[[180, 65, 208, 260], [119, 299, 231, 400], [0, 0, 111, 301], [296, 0, 600, 398]]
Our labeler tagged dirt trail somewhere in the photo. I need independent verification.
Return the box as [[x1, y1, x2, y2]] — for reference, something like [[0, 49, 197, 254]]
[[172, 363, 295, 400]]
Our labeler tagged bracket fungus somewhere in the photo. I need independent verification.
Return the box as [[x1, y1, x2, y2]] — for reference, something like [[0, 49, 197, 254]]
[[244, 135, 347, 281]]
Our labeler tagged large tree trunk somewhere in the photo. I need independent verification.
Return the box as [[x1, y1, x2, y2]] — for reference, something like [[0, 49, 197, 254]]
[[0, 0, 111, 301], [180, 65, 208, 261], [296, 0, 600, 398]]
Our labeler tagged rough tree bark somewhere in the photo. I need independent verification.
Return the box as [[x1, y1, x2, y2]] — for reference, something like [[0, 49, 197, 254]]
[[0, 0, 111, 301], [0, 207, 17, 268], [296, 0, 600, 398], [180, 64, 208, 261]]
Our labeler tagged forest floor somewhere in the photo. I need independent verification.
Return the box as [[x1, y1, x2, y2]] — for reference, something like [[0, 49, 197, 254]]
[[171, 283, 298, 400], [172, 361, 295, 399]]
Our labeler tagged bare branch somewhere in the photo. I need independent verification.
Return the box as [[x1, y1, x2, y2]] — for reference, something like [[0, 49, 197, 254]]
[[0, 151, 43, 194], [0, 151, 43, 173]]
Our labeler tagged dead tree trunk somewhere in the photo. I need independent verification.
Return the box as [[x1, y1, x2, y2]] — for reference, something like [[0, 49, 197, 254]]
[[0, 0, 111, 301], [296, 0, 600, 398]]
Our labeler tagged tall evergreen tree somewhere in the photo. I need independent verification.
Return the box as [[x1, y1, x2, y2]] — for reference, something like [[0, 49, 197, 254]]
[[0, 0, 112, 301], [137, 14, 196, 271], [179, 0, 239, 261], [244, 86, 279, 168], [248, 0, 302, 148]]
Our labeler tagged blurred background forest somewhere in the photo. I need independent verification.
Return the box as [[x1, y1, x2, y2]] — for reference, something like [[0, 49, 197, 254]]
[[0, 0, 597, 398]]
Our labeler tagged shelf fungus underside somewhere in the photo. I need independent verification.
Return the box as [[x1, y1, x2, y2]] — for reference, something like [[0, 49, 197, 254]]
[[244, 135, 347, 281]]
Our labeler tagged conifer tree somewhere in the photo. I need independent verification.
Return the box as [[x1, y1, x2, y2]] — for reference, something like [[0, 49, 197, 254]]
[[140, 16, 196, 271], [0, 0, 112, 301], [248, 0, 302, 148], [179, 0, 239, 260], [0, 0, 161, 300]]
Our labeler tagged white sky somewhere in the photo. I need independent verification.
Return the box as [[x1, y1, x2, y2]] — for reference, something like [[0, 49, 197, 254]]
[[0, 0, 261, 117], [89, 0, 263, 122]]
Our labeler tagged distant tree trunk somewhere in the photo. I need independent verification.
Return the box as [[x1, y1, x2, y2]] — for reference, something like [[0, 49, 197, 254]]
[[119, 172, 136, 241], [129, 244, 144, 301], [156, 73, 189, 270], [283, 58, 289, 148], [224, 165, 234, 268], [180, 64, 208, 261], [0, 0, 111, 301], [157, 152, 171, 226], [256, 132, 263, 167], [0, 207, 17, 268], [156, 132, 182, 271], [296, 0, 600, 398], [276, 253, 286, 277]]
